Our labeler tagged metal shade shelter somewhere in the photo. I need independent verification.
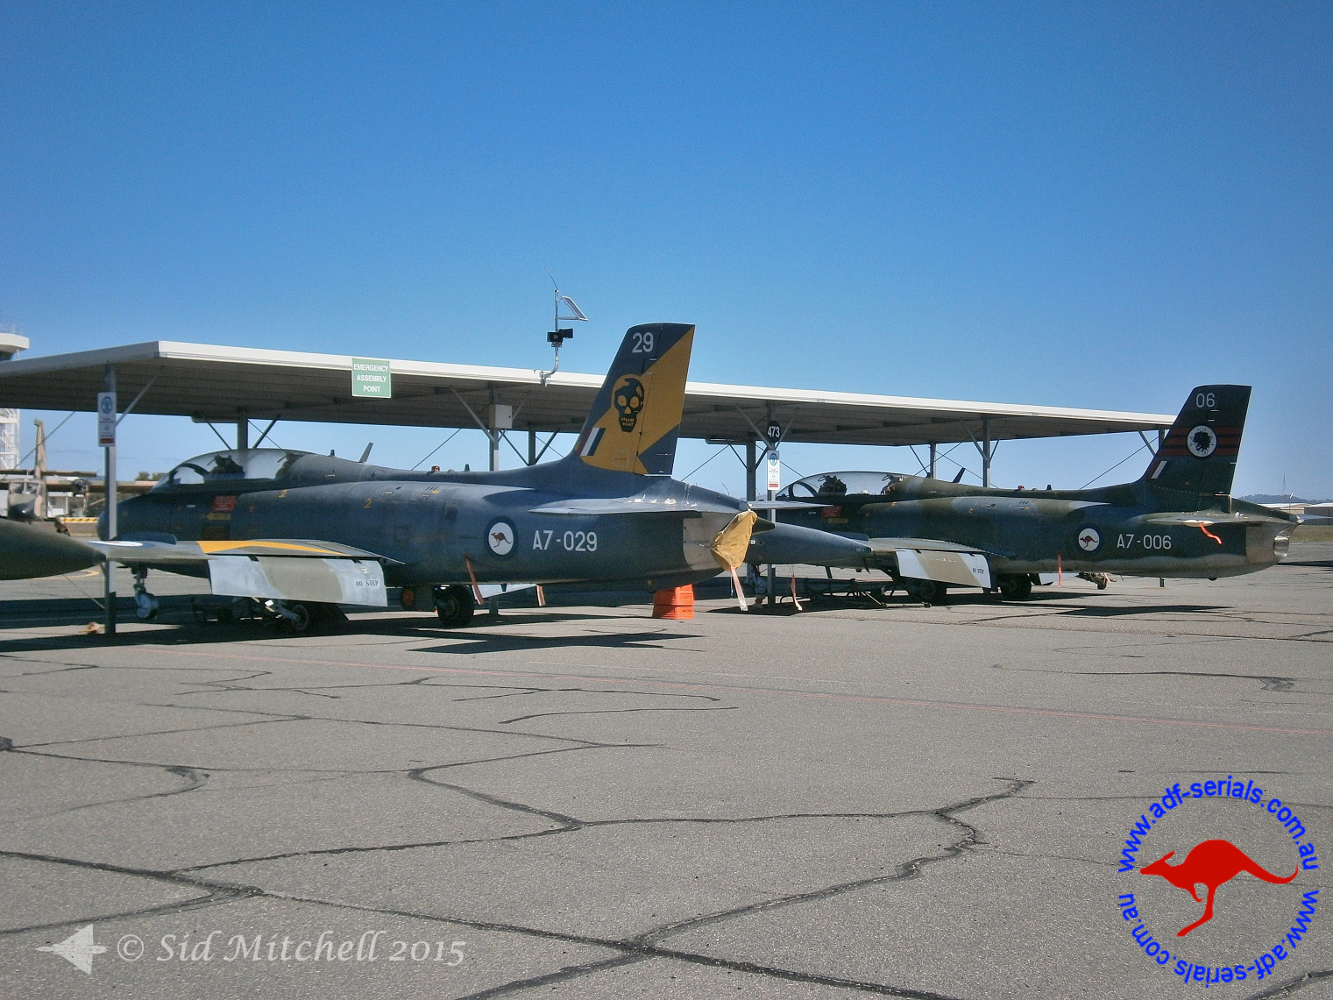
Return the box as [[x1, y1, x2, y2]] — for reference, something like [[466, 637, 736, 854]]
[[0, 340, 1173, 453]]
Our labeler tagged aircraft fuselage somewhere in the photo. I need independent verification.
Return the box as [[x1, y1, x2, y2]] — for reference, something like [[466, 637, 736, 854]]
[[114, 453, 749, 590], [778, 474, 1293, 580]]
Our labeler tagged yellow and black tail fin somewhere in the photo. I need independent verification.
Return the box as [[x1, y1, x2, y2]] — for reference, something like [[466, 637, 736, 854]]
[[570, 323, 694, 476]]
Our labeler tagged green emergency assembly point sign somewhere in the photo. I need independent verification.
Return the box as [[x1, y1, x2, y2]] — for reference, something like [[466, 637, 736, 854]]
[[351, 358, 392, 398]]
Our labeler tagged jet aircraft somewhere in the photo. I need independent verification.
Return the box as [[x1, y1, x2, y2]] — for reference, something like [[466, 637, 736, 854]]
[[771, 386, 1295, 602], [0, 323, 869, 628]]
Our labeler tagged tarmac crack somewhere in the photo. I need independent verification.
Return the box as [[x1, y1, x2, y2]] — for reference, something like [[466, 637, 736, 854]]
[[14, 716, 300, 749], [1243, 967, 1333, 999], [0, 849, 256, 938], [18, 764, 210, 821], [992, 662, 1299, 691], [499, 705, 738, 725], [5, 779, 1022, 999], [632, 778, 1034, 947]]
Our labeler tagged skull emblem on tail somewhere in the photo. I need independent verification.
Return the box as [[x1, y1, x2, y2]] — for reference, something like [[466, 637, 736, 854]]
[[613, 376, 645, 431]]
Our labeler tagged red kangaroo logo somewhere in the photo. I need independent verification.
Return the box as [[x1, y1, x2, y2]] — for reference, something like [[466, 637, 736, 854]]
[[1140, 839, 1297, 936], [491, 531, 509, 545]]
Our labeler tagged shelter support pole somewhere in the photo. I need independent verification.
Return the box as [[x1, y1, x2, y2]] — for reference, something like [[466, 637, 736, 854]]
[[765, 406, 777, 606], [982, 418, 991, 487], [528, 429, 537, 466], [745, 437, 757, 502], [235, 414, 248, 450], [1156, 425, 1165, 591], [488, 389, 501, 472], [743, 435, 758, 593], [103, 364, 117, 636], [928, 442, 937, 479]]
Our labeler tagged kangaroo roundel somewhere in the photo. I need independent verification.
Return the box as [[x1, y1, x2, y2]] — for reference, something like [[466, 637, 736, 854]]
[[486, 519, 515, 557], [1187, 425, 1218, 459], [1077, 527, 1101, 552]]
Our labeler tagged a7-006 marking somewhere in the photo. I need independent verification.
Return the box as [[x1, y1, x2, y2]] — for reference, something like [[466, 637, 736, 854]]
[[532, 529, 598, 552], [1117, 534, 1173, 551]]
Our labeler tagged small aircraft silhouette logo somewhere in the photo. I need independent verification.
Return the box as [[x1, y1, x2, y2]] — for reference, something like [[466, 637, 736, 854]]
[[1141, 839, 1298, 936], [36, 924, 106, 974]]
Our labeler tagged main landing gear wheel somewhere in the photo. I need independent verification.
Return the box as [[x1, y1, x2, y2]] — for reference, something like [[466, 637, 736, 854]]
[[282, 603, 312, 633], [907, 579, 948, 605], [998, 575, 1033, 600], [434, 585, 476, 627]]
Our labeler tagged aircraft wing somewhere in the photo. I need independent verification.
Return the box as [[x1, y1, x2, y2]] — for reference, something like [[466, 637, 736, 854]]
[[866, 537, 994, 589], [90, 538, 395, 607], [90, 538, 400, 564]]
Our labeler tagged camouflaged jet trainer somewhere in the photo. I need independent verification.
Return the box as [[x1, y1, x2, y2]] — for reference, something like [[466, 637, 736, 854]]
[[773, 386, 1296, 602], [0, 323, 868, 628]]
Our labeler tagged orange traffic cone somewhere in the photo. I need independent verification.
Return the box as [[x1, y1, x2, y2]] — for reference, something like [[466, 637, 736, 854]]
[[652, 585, 695, 620]]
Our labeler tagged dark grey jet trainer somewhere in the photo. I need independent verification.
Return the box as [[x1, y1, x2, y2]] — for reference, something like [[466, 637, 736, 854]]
[[0, 323, 868, 627], [772, 385, 1296, 602]]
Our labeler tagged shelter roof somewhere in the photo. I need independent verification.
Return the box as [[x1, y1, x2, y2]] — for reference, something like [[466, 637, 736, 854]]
[[0, 340, 1173, 446]]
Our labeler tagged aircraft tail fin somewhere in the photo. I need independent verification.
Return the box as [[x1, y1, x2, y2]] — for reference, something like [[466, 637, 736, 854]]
[[568, 323, 695, 476], [1141, 385, 1250, 501]]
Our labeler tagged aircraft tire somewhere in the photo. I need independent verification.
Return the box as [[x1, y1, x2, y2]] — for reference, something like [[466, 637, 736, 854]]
[[282, 603, 312, 633], [913, 579, 947, 605], [434, 585, 475, 627], [998, 575, 1033, 600]]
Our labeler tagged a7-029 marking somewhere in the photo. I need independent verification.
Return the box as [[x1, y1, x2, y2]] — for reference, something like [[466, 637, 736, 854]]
[[1117, 533, 1173, 551], [533, 529, 598, 552]]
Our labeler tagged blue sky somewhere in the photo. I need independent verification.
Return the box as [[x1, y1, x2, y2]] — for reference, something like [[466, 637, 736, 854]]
[[2, 3, 1329, 497]]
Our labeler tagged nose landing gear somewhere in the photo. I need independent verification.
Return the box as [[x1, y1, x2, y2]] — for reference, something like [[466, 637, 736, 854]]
[[132, 568, 159, 620]]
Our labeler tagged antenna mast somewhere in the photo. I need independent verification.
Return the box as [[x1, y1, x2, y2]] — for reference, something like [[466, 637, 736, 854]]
[[538, 273, 587, 385]]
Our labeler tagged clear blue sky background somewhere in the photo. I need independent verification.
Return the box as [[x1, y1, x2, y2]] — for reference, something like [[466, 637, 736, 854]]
[[2, 3, 1329, 497]]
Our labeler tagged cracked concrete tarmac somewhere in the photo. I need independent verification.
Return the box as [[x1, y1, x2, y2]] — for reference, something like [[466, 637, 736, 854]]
[[0, 545, 1330, 998]]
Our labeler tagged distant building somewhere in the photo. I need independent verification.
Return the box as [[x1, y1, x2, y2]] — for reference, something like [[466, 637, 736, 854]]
[[0, 329, 29, 473]]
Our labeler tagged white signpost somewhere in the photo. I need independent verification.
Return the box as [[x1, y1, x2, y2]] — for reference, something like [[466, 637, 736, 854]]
[[99, 375, 117, 634], [97, 391, 116, 447]]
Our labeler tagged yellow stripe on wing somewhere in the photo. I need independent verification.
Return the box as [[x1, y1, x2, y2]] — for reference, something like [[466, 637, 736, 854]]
[[197, 540, 347, 555]]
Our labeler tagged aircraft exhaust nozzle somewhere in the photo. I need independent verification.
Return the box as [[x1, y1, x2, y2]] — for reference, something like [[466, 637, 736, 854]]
[[745, 521, 872, 568]]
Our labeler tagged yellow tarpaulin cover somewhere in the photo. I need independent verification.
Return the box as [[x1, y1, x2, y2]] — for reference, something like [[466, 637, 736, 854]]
[[710, 510, 758, 570]]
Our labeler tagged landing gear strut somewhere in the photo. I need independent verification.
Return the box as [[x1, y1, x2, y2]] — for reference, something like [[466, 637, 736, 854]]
[[132, 567, 159, 620], [997, 574, 1033, 600], [261, 600, 348, 633]]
